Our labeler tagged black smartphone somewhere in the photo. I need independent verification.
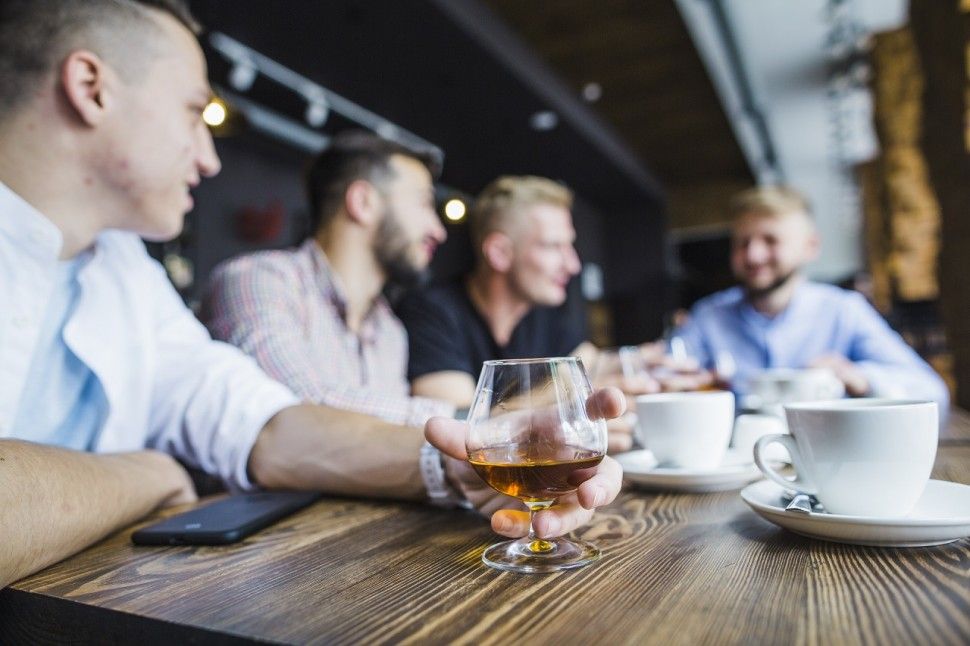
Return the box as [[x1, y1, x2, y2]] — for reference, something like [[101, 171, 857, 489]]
[[131, 491, 321, 546]]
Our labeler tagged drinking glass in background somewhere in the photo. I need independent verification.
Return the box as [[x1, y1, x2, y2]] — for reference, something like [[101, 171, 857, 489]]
[[589, 345, 652, 386], [466, 357, 608, 573]]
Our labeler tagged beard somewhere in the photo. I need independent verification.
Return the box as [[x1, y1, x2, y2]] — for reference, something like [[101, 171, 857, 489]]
[[373, 207, 430, 290], [743, 267, 798, 300]]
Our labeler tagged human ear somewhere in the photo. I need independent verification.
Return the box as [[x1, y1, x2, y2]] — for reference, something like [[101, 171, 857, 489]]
[[61, 50, 113, 126], [344, 179, 382, 228], [802, 220, 821, 262], [482, 232, 514, 272]]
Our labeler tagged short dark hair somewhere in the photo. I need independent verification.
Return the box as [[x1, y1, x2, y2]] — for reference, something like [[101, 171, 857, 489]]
[[0, 0, 201, 118], [305, 130, 440, 235]]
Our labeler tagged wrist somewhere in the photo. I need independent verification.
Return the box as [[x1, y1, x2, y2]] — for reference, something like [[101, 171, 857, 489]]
[[124, 451, 189, 501], [419, 442, 470, 509]]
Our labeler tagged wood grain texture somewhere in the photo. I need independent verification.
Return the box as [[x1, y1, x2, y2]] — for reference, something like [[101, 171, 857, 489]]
[[942, 408, 970, 443], [2, 447, 968, 645]]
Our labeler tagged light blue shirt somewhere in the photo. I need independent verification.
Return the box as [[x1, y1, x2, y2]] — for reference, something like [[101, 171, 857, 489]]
[[9, 253, 107, 450], [674, 281, 949, 412], [1, 181, 299, 490]]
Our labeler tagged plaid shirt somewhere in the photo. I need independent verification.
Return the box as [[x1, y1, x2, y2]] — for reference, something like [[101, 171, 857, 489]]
[[202, 240, 454, 428]]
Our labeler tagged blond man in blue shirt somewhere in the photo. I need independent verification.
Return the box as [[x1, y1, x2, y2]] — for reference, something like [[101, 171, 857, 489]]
[[674, 186, 948, 412]]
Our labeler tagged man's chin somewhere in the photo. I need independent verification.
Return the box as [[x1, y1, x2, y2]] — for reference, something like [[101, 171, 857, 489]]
[[534, 288, 567, 308], [138, 220, 185, 243], [743, 271, 797, 299]]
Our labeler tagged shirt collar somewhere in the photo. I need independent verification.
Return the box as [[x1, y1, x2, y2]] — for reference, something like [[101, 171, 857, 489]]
[[303, 239, 389, 344], [737, 279, 810, 328], [0, 181, 64, 260]]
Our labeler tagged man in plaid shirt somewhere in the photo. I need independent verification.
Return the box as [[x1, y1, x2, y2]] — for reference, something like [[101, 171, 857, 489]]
[[202, 131, 454, 428]]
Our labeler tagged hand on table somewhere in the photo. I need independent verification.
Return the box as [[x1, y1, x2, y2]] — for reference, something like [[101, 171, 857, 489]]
[[135, 451, 198, 508], [655, 367, 716, 392], [424, 387, 626, 540], [809, 353, 870, 396]]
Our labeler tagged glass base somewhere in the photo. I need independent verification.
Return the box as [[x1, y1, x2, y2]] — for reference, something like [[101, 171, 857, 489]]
[[482, 537, 600, 573]]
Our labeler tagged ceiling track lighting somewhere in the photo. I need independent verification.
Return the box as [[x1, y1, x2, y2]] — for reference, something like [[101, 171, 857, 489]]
[[208, 31, 443, 165]]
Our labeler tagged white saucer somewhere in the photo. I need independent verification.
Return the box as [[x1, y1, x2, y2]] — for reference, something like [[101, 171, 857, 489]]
[[616, 448, 764, 493], [741, 479, 970, 547]]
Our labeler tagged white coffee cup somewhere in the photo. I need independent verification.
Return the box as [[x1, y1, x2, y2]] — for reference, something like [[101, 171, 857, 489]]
[[636, 391, 735, 469], [753, 399, 938, 517], [745, 368, 845, 413]]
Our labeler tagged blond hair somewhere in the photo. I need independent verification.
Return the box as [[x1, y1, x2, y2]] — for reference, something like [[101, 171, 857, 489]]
[[470, 176, 573, 254], [728, 186, 812, 221]]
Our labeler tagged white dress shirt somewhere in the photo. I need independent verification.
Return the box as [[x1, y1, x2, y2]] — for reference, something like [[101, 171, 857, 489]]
[[0, 182, 299, 489]]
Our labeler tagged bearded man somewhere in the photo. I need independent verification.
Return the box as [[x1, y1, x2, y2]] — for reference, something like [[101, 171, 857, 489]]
[[672, 186, 948, 411], [202, 130, 456, 426]]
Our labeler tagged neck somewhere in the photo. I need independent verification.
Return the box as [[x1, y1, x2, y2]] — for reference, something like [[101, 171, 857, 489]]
[[745, 273, 804, 316], [315, 226, 386, 333], [0, 111, 107, 259], [466, 268, 532, 346]]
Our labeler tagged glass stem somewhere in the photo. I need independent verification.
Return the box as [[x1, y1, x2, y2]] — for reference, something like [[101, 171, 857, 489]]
[[525, 502, 555, 553]]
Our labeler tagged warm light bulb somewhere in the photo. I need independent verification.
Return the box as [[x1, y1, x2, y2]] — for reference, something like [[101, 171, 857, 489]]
[[444, 199, 466, 222], [203, 100, 227, 127]]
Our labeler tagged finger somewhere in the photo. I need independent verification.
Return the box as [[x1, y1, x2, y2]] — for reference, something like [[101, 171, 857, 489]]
[[478, 494, 525, 518], [531, 501, 595, 538], [575, 455, 623, 510], [586, 387, 625, 421], [425, 417, 469, 460], [491, 509, 532, 537]]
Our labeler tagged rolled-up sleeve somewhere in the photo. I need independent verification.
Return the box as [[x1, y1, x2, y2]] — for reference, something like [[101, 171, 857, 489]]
[[146, 264, 299, 490], [844, 292, 950, 415]]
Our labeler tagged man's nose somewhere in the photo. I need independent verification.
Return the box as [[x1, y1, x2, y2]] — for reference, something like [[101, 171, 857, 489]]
[[745, 239, 770, 264], [197, 127, 222, 178], [564, 244, 581, 275], [430, 212, 447, 243]]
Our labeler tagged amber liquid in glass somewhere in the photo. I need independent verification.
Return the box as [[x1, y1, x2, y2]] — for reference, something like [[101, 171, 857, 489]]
[[468, 443, 604, 503]]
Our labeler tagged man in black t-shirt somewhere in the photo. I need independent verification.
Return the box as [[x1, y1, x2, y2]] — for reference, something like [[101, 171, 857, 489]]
[[398, 176, 594, 408]]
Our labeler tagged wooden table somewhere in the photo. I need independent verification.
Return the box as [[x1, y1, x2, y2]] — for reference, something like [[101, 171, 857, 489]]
[[942, 407, 970, 443], [3, 447, 968, 644]]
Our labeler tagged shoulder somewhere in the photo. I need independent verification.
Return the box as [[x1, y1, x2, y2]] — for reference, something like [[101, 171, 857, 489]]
[[210, 246, 305, 286], [802, 281, 868, 309]]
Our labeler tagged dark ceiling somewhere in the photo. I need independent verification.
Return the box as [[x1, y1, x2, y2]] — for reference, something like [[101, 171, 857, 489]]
[[191, 0, 665, 215], [189, 0, 752, 230], [483, 0, 753, 191]]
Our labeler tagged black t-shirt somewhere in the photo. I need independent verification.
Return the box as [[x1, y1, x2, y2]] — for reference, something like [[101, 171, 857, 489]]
[[398, 280, 586, 380]]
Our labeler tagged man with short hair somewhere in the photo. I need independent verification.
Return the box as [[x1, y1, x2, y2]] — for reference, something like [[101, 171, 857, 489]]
[[0, 0, 624, 587], [202, 131, 454, 428], [672, 185, 949, 409], [398, 176, 653, 440], [399, 176, 590, 407]]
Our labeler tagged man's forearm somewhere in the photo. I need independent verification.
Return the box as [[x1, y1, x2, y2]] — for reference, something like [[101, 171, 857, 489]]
[[248, 404, 427, 500], [0, 441, 192, 588], [411, 372, 477, 408]]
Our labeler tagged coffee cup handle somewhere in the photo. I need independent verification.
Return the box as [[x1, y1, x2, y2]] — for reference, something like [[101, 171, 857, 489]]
[[753, 434, 817, 494]]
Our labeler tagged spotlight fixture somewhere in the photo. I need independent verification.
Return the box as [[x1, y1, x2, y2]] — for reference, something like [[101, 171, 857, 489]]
[[228, 61, 257, 92], [443, 198, 467, 222], [529, 110, 558, 132], [202, 99, 228, 127], [304, 90, 329, 128]]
